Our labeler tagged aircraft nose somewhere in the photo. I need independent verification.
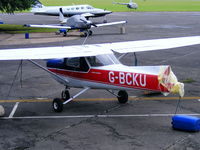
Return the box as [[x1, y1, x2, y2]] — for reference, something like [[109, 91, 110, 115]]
[[86, 20, 92, 24], [105, 10, 112, 14]]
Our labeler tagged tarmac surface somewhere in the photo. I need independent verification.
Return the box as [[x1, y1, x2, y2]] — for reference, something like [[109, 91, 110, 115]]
[[1, 12, 200, 150]]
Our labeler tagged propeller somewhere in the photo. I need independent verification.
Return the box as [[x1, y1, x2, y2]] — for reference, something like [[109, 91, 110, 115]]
[[80, 19, 97, 28]]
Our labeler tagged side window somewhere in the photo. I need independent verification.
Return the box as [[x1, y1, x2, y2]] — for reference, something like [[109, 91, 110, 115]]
[[86, 56, 103, 67], [66, 58, 80, 68], [64, 57, 89, 72]]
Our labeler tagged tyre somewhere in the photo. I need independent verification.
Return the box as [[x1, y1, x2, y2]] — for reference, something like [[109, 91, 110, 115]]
[[61, 90, 70, 101], [88, 30, 93, 36], [83, 31, 88, 37], [117, 90, 128, 104], [52, 98, 63, 112]]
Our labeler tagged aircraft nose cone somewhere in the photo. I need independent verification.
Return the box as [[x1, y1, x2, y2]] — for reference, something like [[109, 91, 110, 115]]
[[105, 10, 112, 14], [86, 20, 92, 24]]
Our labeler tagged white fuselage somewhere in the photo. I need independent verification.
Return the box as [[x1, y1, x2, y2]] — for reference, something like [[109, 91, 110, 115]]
[[31, 5, 112, 17]]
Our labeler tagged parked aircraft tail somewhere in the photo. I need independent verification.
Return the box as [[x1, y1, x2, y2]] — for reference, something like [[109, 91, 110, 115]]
[[32, 0, 44, 8], [59, 8, 67, 24]]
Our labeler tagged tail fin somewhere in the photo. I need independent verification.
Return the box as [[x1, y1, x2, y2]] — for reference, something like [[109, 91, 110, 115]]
[[59, 8, 67, 24], [32, 0, 44, 8]]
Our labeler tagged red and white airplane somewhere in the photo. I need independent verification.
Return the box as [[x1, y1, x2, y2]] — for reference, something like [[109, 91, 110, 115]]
[[0, 36, 200, 112]]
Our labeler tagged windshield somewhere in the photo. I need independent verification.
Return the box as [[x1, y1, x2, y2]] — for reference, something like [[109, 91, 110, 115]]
[[86, 54, 120, 67]]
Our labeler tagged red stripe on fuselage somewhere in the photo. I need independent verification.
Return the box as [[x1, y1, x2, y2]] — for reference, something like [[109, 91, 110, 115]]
[[48, 68, 168, 92]]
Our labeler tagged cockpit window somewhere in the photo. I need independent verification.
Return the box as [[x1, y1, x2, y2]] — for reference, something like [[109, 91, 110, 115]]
[[64, 57, 89, 72], [66, 58, 80, 68], [86, 6, 93, 9], [86, 56, 103, 67], [86, 54, 120, 67]]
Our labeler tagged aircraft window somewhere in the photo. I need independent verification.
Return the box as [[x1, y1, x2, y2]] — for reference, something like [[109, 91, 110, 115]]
[[86, 56, 103, 67], [66, 58, 80, 68], [67, 8, 70, 11], [87, 54, 120, 67], [71, 8, 74, 10], [86, 6, 93, 9], [81, 7, 84, 9], [64, 57, 89, 72], [76, 7, 79, 10]]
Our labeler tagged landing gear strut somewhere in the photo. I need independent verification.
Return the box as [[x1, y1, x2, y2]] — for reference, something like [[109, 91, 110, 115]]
[[52, 87, 90, 112]]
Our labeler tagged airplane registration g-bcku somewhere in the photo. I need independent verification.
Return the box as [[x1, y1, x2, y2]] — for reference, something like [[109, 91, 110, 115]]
[[0, 36, 200, 112]]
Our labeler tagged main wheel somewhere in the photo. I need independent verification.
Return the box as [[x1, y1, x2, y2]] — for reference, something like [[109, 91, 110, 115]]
[[117, 90, 128, 104], [52, 98, 63, 112], [88, 30, 93, 36], [82, 31, 88, 37], [61, 90, 70, 101], [63, 31, 67, 37]]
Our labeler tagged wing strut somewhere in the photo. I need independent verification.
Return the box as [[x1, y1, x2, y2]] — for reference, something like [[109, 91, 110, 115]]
[[28, 60, 69, 84], [7, 60, 23, 97]]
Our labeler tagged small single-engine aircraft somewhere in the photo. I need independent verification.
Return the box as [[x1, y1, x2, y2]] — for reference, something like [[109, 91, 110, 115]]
[[31, 0, 112, 19], [113, 0, 138, 9], [25, 8, 127, 37], [0, 36, 200, 112]]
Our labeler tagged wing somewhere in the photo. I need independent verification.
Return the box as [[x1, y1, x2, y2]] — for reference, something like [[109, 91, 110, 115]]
[[0, 36, 200, 60], [98, 36, 200, 53], [0, 45, 113, 60], [92, 21, 127, 27], [24, 24, 72, 29]]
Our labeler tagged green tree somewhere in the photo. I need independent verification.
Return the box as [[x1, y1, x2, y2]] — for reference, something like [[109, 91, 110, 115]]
[[0, 0, 36, 13]]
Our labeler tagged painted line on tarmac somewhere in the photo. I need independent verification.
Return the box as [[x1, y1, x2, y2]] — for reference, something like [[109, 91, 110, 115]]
[[2, 113, 200, 120], [0, 96, 200, 103], [8, 102, 19, 118]]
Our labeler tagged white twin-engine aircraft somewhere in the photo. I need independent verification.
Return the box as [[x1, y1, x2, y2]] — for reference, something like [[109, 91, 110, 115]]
[[31, 0, 112, 18], [0, 36, 200, 112]]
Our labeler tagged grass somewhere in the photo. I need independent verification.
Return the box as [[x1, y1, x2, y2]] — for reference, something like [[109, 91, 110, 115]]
[[39, 0, 200, 12], [0, 24, 58, 34]]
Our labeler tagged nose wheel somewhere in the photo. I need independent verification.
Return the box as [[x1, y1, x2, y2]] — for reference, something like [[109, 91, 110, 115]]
[[61, 90, 70, 100], [81, 30, 93, 37], [52, 90, 70, 113], [53, 98, 64, 112], [52, 88, 90, 112]]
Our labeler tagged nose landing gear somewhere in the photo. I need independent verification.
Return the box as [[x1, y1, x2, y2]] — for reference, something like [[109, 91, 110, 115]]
[[52, 87, 90, 112]]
